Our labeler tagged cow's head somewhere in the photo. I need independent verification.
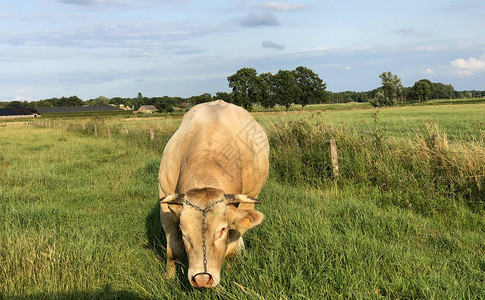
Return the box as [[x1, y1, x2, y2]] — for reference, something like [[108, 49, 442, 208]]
[[160, 187, 263, 288]]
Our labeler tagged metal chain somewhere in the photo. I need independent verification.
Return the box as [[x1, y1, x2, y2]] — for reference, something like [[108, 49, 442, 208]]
[[183, 198, 225, 273]]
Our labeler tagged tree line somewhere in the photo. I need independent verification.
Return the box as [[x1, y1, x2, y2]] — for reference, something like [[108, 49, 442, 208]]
[[2, 67, 485, 110]]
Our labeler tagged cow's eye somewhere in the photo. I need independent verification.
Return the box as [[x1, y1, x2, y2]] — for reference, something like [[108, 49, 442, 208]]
[[218, 227, 228, 239]]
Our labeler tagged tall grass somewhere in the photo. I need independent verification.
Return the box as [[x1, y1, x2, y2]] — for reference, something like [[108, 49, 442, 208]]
[[268, 114, 485, 214]]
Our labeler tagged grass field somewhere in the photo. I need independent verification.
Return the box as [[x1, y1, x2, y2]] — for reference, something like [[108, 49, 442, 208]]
[[1, 103, 484, 298]]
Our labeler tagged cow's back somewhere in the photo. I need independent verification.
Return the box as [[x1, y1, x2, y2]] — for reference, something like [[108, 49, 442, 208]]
[[159, 100, 269, 198]]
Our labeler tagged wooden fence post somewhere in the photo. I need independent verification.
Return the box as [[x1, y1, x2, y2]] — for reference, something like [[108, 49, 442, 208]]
[[107, 127, 111, 139], [150, 129, 154, 141], [329, 138, 339, 178], [94, 125, 98, 137], [82, 123, 86, 131]]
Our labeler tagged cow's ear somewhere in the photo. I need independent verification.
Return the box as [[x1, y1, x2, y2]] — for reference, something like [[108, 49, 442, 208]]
[[159, 194, 184, 204], [235, 209, 264, 230], [160, 194, 184, 221], [168, 204, 183, 222]]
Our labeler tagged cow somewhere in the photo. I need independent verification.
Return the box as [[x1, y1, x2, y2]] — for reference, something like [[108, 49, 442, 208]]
[[158, 100, 269, 288]]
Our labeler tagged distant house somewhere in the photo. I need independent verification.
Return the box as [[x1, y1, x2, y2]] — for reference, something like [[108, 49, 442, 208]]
[[0, 105, 38, 119], [181, 102, 193, 109], [35, 105, 123, 114], [137, 105, 158, 113]]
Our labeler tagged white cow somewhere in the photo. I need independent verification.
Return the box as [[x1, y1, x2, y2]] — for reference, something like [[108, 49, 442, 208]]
[[159, 100, 269, 288]]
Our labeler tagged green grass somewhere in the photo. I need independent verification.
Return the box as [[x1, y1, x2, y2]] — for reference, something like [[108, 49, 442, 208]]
[[1, 103, 485, 298]]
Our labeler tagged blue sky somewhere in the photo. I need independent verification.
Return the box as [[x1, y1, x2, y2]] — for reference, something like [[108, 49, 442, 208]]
[[1, 0, 484, 101]]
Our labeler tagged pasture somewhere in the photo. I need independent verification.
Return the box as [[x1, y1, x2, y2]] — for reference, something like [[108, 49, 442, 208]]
[[1, 103, 484, 299]]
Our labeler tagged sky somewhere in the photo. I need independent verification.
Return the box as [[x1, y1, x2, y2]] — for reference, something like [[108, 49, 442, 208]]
[[0, 0, 484, 101]]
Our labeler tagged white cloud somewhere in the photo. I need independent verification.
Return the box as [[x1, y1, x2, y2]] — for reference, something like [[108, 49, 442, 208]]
[[422, 67, 434, 75], [355, 45, 372, 51], [300, 46, 340, 53], [262, 2, 305, 11], [343, 66, 352, 70], [450, 55, 485, 76]]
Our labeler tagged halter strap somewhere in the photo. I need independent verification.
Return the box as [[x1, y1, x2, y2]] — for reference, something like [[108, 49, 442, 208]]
[[183, 198, 225, 273]]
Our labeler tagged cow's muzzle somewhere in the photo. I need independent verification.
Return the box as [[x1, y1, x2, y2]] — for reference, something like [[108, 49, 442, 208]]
[[191, 272, 214, 288]]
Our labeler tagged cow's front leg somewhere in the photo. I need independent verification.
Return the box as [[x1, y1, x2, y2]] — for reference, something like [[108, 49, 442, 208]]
[[160, 210, 184, 278]]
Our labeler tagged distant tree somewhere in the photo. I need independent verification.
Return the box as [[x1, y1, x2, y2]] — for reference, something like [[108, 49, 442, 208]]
[[228, 68, 261, 110], [359, 92, 369, 102], [369, 91, 386, 107], [190, 93, 212, 106], [293, 66, 327, 107], [258, 72, 276, 109], [214, 92, 233, 103], [154, 99, 174, 113], [378, 72, 402, 106], [430, 82, 454, 99], [272, 70, 301, 110], [86, 96, 110, 106], [52, 96, 83, 107], [8, 101, 23, 106], [137, 92, 143, 99], [409, 79, 433, 103]]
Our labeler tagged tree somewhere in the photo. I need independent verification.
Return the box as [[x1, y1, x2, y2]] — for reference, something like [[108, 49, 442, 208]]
[[86, 96, 110, 106], [214, 92, 233, 103], [227, 68, 261, 110], [409, 79, 433, 103], [378, 72, 402, 106], [154, 99, 174, 113], [272, 70, 301, 110], [359, 92, 369, 102], [190, 93, 212, 106], [432, 82, 455, 99], [52, 95, 83, 107], [369, 91, 386, 107], [293, 66, 327, 107], [258, 72, 276, 109]]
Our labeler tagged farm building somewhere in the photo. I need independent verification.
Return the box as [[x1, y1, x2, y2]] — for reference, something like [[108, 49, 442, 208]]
[[35, 105, 123, 114], [137, 105, 158, 113], [0, 105, 38, 118]]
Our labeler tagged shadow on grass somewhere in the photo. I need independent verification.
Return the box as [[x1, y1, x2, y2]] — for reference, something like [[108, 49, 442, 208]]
[[145, 202, 167, 260], [144, 203, 194, 293], [1, 285, 157, 299]]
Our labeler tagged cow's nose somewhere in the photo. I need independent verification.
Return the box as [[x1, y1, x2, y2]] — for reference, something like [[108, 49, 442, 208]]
[[191, 273, 214, 288]]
